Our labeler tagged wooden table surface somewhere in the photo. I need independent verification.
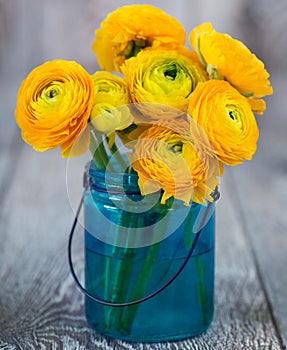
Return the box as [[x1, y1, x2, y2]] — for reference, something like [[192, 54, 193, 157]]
[[0, 66, 286, 349]]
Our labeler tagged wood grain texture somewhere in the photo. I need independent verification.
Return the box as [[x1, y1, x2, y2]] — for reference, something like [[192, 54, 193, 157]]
[[228, 73, 287, 349]]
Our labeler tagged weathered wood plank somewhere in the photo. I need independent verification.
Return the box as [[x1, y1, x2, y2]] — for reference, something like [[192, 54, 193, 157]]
[[229, 73, 287, 349]]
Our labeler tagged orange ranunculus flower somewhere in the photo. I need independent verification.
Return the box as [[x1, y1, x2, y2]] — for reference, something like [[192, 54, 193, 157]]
[[92, 4, 186, 71], [189, 22, 273, 114], [187, 80, 259, 166], [15, 60, 94, 157], [90, 71, 133, 134], [128, 122, 221, 205], [121, 47, 207, 119]]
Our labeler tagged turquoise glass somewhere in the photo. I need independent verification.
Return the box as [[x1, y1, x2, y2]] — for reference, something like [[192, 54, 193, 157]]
[[84, 161, 215, 342]]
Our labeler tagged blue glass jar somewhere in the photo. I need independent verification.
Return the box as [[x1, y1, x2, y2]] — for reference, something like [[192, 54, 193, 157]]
[[84, 161, 216, 342]]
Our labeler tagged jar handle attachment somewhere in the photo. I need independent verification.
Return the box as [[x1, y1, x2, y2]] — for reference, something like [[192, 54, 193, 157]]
[[68, 184, 219, 307]]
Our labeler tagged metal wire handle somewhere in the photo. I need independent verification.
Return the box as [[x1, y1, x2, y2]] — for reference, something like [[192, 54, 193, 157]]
[[68, 184, 219, 307]]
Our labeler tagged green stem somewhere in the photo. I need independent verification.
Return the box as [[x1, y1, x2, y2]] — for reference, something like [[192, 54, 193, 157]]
[[184, 205, 208, 326], [89, 133, 105, 171], [105, 212, 137, 333], [107, 137, 128, 172], [120, 201, 172, 335], [111, 251, 135, 330], [90, 130, 118, 172], [89, 130, 108, 170], [195, 257, 208, 326], [110, 214, 148, 333], [120, 241, 161, 335]]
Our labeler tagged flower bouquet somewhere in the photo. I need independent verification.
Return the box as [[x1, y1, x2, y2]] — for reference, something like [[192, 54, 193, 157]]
[[15, 4, 272, 342]]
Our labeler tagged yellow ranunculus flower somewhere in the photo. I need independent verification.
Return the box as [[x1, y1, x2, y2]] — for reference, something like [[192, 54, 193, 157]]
[[121, 47, 207, 119], [128, 122, 221, 205], [91, 104, 132, 135], [91, 71, 129, 105], [189, 22, 273, 114], [187, 80, 259, 166], [90, 71, 133, 134], [92, 4, 186, 71], [15, 60, 94, 157]]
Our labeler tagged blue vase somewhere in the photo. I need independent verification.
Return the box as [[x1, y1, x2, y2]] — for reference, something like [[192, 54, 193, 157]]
[[84, 161, 216, 342]]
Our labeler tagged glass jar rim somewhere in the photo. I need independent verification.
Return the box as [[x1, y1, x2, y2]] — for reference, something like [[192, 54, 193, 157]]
[[85, 160, 220, 203], [86, 160, 142, 195]]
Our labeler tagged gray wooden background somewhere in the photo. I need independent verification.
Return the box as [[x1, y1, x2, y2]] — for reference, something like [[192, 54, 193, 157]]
[[1, 0, 287, 349]]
